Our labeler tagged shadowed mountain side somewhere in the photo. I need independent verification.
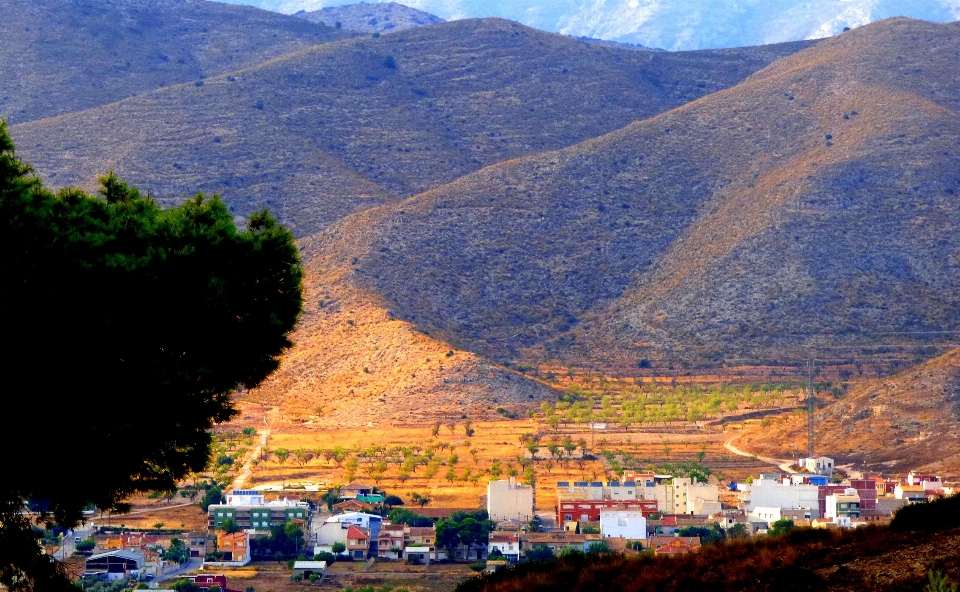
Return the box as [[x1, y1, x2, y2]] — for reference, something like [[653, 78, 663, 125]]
[[296, 2, 445, 33], [742, 349, 960, 480], [600, 18, 960, 362], [0, 0, 350, 124], [12, 19, 816, 237], [306, 18, 960, 367], [245, 232, 557, 427]]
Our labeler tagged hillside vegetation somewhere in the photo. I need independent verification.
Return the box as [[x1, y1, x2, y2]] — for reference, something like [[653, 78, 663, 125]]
[[11, 19, 814, 237], [295, 2, 444, 33], [0, 0, 349, 124], [743, 348, 960, 479], [457, 495, 960, 592], [307, 18, 960, 369]]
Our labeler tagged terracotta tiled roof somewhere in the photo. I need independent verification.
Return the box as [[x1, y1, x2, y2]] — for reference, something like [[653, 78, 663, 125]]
[[347, 525, 369, 540], [407, 527, 436, 536]]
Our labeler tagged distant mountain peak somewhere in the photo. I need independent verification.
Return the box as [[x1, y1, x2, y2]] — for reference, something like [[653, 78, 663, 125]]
[[294, 1, 444, 33]]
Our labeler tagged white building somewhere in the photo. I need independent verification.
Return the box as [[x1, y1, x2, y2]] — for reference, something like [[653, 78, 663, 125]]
[[487, 532, 521, 563], [599, 510, 647, 540], [825, 489, 861, 523], [740, 478, 820, 517], [487, 479, 534, 522], [325, 512, 381, 543], [314, 521, 350, 554], [797, 456, 834, 475], [673, 478, 721, 516]]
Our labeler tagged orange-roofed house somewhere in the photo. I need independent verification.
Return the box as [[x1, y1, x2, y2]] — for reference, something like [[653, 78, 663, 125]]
[[347, 525, 370, 559], [650, 536, 701, 556], [203, 531, 250, 566]]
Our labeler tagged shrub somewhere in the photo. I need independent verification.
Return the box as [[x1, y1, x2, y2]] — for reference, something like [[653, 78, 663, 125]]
[[469, 562, 486, 572], [892, 494, 960, 531]]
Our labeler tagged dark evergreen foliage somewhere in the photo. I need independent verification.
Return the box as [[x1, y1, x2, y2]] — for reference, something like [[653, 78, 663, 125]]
[[0, 120, 303, 590]]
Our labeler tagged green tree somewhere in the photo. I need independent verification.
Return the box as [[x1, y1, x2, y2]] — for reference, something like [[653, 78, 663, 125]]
[[200, 485, 224, 512], [171, 579, 201, 592], [331, 542, 346, 555], [0, 122, 303, 590], [164, 538, 190, 564], [387, 509, 433, 527], [587, 540, 610, 554], [727, 523, 749, 539], [524, 545, 554, 563], [219, 517, 241, 534], [436, 510, 494, 555], [769, 519, 795, 536], [410, 492, 431, 508], [925, 570, 959, 592]]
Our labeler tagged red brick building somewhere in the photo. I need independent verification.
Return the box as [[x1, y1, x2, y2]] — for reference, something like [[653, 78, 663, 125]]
[[818, 480, 876, 517], [557, 500, 658, 523]]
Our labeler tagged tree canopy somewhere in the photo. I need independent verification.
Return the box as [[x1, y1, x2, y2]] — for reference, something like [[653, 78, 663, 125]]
[[435, 510, 495, 552], [0, 120, 303, 590]]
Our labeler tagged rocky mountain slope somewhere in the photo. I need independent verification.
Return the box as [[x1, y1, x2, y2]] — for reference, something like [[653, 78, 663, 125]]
[[219, 0, 960, 50], [0, 0, 349, 124], [295, 2, 443, 33], [743, 348, 960, 480], [11, 19, 812, 237], [245, 232, 557, 426], [298, 18, 960, 369]]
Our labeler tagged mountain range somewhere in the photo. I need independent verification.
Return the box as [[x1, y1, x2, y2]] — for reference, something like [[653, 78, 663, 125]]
[[11, 14, 810, 238], [304, 17, 960, 371], [213, 0, 960, 50], [5, 0, 960, 422]]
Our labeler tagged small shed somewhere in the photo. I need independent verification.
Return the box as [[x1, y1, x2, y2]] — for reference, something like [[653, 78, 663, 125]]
[[85, 550, 145, 580], [292, 560, 327, 580]]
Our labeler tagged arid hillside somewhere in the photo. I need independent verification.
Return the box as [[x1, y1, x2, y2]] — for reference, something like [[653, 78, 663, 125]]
[[11, 20, 814, 237], [0, 0, 349, 124], [295, 2, 444, 33], [742, 348, 960, 479], [245, 229, 557, 426], [308, 17, 960, 368]]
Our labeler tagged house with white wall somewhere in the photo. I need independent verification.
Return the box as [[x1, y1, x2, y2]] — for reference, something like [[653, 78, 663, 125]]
[[487, 479, 534, 522], [599, 510, 647, 540]]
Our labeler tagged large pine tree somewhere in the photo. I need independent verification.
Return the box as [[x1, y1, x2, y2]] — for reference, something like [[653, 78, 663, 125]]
[[0, 120, 304, 590]]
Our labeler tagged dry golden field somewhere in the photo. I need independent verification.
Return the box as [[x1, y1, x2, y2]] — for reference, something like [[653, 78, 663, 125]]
[[226, 402, 773, 510]]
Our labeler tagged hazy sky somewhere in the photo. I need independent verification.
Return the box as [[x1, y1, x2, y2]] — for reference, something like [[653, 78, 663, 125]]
[[216, 0, 960, 50]]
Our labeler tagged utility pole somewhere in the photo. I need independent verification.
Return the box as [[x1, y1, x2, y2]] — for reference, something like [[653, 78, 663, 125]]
[[807, 358, 815, 458]]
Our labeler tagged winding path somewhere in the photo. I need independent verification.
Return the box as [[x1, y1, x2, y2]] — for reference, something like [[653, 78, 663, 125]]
[[723, 433, 796, 473]]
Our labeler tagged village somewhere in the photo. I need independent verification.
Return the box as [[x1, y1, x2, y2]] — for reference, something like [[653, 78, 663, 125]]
[[69, 452, 955, 591]]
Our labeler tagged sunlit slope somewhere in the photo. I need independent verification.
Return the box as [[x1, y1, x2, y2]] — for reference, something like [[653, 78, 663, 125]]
[[744, 348, 960, 479]]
